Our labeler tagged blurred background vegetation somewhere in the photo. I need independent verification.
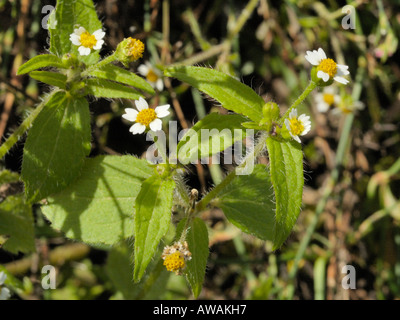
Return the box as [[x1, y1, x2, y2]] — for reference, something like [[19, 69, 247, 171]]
[[0, 0, 399, 300]]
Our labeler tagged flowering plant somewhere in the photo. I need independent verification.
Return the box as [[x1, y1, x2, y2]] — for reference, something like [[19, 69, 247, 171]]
[[0, 0, 352, 299]]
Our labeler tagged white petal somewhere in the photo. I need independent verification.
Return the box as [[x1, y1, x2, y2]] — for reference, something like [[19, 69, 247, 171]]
[[69, 34, 81, 45], [129, 123, 146, 134], [0, 288, 11, 300], [333, 76, 349, 85], [122, 108, 138, 122], [155, 104, 170, 118], [301, 118, 312, 135], [156, 79, 164, 91], [78, 46, 91, 56], [288, 109, 298, 119], [317, 70, 330, 82], [305, 50, 320, 65], [284, 118, 291, 132], [135, 97, 148, 111], [323, 86, 336, 95], [93, 39, 104, 50], [93, 29, 105, 40], [302, 125, 311, 136], [290, 132, 301, 143], [75, 26, 86, 35], [354, 101, 365, 110], [337, 65, 350, 76], [337, 64, 349, 70], [0, 272, 6, 285], [317, 101, 330, 112], [137, 64, 149, 76], [298, 114, 310, 123], [317, 48, 327, 60], [149, 118, 162, 132], [315, 93, 324, 102]]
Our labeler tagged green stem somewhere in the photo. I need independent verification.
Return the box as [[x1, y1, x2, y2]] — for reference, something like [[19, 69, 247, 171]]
[[168, 0, 258, 68], [167, 43, 228, 68], [195, 167, 236, 213], [81, 53, 117, 77], [0, 90, 58, 159], [195, 131, 268, 212], [285, 66, 366, 300], [280, 81, 317, 124], [227, 0, 260, 41], [386, 156, 400, 176]]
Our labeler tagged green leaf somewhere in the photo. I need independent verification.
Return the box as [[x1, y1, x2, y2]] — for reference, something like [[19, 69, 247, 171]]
[[0, 195, 35, 254], [21, 91, 91, 203], [265, 138, 304, 249], [29, 71, 67, 89], [41, 155, 153, 245], [17, 54, 64, 75], [214, 165, 275, 241], [85, 78, 143, 100], [164, 66, 264, 122], [176, 217, 209, 298], [177, 112, 248, 164], [87, 64, 155, 95], [49, 0, 103, 65], [106, 240, 171, 300], [106, 242, 139, 300], [134, 176, 175, 281]]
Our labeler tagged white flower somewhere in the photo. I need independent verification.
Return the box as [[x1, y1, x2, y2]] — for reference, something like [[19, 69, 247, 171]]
[[122, 97, 170, 134], [69, 27, 105, 56], [315, 87, 341, 112], [333, 99, 365, 115], [138, 62, 164, 91], [0, 272, 11, 300], [305, 48, 350, 84], [284, 109, 311, 143]]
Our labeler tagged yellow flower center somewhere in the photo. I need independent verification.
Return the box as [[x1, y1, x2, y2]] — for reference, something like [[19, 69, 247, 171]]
[[323, 93, 335, 106], [80, 31, 97, 49], [163, 252, 185, 272], [126, 38, 145, 61], [146, 69, 159, 83], [289, 118, 304, 136], [136, 108, 157, 127], [318, 58, 337, 78]]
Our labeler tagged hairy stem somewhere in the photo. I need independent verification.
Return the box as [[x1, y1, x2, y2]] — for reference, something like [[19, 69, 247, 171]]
[[280, 81, 317, 124], [227, 0, 260, 41], [195, 131, 268, 212], [0, 90, 59, 159], [285, 66, 366, 300], [81, 53, 117, 77]]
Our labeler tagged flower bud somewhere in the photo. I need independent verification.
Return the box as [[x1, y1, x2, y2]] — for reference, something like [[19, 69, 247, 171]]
[[260, 102, 280, 131], [115, 37, 145, 67], [311, 66, 333, 87], [66, 80, 88, 97], [262, 102, 280, 120], [61, 53, 79, 68]]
